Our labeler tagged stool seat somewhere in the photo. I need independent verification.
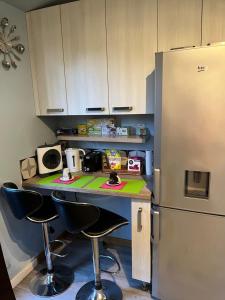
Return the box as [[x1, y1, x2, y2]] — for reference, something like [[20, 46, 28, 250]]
[[83, 208, 128, 238], [27, 195, 58, 223]]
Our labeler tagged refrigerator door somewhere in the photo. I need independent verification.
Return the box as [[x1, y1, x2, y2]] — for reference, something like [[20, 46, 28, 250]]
[[152, 206, 225, 300], [154, 45, 225, 215]]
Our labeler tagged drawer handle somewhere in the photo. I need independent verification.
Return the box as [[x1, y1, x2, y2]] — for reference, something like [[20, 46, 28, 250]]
[[137, 208, 142, 232], [47, 108, 64, 113], [86, 107, 105, 112], [112, 106, 133, 112]]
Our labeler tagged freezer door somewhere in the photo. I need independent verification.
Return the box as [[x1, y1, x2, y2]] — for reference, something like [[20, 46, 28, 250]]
[[152, 207, 225, 300], [155, 45, 225, 215]]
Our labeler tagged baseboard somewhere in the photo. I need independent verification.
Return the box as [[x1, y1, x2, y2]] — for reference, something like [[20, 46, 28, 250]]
[[10, 257, 38, 288]]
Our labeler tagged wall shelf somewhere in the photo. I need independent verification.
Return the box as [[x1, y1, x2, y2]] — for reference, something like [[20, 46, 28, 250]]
[[57, 135, 147, 144]]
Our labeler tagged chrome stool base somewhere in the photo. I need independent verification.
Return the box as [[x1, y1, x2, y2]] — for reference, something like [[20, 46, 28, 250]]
[[76, 279, 122, 300], [30, 265, 74, 297]]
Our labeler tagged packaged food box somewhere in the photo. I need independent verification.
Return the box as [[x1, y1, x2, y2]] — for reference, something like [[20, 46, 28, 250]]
[[102, 150, 140, 175], [128, 158, 141, 172], [102, 126, 110, 136], [78, 124, 87, 135], [120, 150, 128, 167], [116, 127, 129, 136], [88, 127, 102, 136], [105, 149, 121, 170], [108, 157, 121, 170], [87, 118, 116, 136], [101, 118, 116, 136], [87, 119, 101, 136], [136, 124, 147, 136]]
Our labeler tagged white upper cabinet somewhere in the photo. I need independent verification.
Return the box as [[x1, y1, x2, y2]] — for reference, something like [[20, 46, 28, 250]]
[[26, 6, 67, 116], [158, 0, 202, 52], [61, 0, 109, 115], [106, 0, 157, 115], [202, 0, 225, 45], [27, 0, 213, 117]]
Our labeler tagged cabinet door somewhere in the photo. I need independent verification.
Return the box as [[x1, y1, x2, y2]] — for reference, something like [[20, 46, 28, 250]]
[[106, 0, 157, 115], [202, 0, 225, 45], [131, 199, 151, 283], [158, 0, 202, 52], [61, 0, 109, 115], [26, 6, 67, 116]]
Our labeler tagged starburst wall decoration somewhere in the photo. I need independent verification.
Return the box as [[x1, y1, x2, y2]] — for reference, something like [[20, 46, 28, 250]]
[[0, 17, 25, 70]]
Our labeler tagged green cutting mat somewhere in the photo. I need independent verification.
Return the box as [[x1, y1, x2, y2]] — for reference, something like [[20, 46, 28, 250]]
[[37, 174, 94, 188], [85, 177, 146, 194]]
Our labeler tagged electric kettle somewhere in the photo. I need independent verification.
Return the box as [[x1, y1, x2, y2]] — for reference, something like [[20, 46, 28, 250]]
[[65, 148, 86, 172]]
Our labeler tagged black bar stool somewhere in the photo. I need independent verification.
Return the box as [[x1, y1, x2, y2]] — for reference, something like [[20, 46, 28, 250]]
[[52, 191, 129, 300], [1, 183, 74, 297]]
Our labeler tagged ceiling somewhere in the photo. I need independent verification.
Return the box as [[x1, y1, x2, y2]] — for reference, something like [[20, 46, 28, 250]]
[[3, 0, 74, 11]]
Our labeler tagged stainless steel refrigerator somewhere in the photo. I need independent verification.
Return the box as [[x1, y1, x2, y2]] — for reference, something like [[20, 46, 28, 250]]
[[152, 45, 225, 300]]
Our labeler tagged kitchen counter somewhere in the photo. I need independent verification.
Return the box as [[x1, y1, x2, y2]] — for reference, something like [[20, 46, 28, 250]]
[[22, 172, 152, 201]]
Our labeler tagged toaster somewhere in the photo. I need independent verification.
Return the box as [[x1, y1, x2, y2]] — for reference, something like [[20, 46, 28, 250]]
[[82, 151, 102, 172]]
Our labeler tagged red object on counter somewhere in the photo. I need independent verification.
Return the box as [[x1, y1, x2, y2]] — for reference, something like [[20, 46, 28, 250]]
[[100, 181, 128, 190], [53, 176, 80, 184]]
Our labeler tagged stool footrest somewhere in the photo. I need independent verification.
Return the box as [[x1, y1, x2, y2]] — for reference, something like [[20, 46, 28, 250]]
[[50, 240, 68, 258], [100, 254, 121, 274]]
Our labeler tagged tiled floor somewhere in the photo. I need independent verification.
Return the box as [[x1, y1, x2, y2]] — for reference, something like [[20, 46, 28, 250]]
[[14, 237, 152, 299]]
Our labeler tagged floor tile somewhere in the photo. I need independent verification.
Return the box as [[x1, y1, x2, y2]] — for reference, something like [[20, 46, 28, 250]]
[[14, 237, 152, 299]]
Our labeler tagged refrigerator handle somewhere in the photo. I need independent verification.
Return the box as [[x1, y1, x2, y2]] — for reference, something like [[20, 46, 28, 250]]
[[153, 168, 160, 205], [151, 209, 160, 244]]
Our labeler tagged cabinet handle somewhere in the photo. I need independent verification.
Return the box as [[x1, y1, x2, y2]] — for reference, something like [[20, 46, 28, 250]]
[[86, 107, 105, 112], [137, 208, 142, 232], [151, 209, 160, 244], [47, 108, 64, 113], [170, 45, 196, 50], [112, 106, 133, 112]]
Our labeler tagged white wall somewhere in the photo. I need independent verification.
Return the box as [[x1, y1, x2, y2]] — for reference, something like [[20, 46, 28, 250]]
[[0, 1, 56, 279]]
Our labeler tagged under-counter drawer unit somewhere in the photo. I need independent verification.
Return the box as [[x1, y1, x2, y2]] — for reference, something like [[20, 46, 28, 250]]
[[132, 199, 151, 283]]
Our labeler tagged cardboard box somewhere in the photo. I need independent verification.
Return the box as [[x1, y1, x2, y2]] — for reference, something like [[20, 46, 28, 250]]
[[87, 118, 116, 136], [136, 124, 147, 136], [78, 124, 87, 135], [128, 158, 141, 172], [116, 127, 129, 136]]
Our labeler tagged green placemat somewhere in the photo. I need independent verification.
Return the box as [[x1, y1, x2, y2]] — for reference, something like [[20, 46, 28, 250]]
[[37, 174, 94, 188], [85, 177, 146, 194]]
